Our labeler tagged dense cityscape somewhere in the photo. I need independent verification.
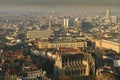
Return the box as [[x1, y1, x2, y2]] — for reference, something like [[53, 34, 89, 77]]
[[0, 8, 120, 80], [0, 0, 120, 80]]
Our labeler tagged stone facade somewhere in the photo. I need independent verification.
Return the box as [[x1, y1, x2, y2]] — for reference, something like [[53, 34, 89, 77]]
[[37, 40, 92, 49], [54, 53, 95, 78]]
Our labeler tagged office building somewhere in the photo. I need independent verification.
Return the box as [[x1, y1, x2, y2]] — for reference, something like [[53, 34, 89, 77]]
[[37, 39, 92, 49], [106, 9, 110, 19], [104, 9, 111, 24], [64, 19, 69, 28], [94, 39, 120, 53], [74, 18, 81, 27], [111, 16, 118, 24]]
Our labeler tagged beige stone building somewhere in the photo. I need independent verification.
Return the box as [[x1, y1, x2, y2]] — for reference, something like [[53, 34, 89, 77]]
[[37, 40, 92, 49], [54, 53, 95, 77], [94, 39, 120, 53]]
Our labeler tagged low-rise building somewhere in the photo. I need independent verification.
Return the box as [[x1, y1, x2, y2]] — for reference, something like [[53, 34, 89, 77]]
[[95, 39, 120, 53], [37, 39, 92, 49]]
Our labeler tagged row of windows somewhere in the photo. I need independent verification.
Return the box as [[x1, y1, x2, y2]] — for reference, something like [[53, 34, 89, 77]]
[[27, 73, 42, 77], [62, 61, 83, 67], [38, 42, 88, 48], [64, 68, 86, 76], [114, 61, 120, 67], [62, 59, 82, 63], [50, 43, 74, 48], [50, 44, 87, 48]]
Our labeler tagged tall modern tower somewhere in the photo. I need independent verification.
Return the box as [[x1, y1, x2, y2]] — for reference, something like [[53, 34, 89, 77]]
[[63, 19, 69, 28], [74, 18, 79, 27], [74, 18, 82, 29], [48, 21, 52, 35], [106, 9, 110, 19]]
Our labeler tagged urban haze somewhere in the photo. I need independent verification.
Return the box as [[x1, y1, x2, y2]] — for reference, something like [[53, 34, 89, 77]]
[[0, 0, 120, 80]]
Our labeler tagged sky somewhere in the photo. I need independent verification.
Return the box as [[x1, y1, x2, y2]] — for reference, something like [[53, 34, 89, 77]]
[[0, 0, 120, 12]]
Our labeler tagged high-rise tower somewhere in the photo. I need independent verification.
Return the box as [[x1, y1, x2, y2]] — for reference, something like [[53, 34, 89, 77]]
[[63, 19, 69, 28], [48, 21, 52, 35], [74, 18, 79, 27], [106, 9, 110, 19], [105, 9, 111, 24]]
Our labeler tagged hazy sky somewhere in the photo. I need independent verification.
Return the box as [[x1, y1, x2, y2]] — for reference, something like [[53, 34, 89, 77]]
[[0, 0, 120, 12]]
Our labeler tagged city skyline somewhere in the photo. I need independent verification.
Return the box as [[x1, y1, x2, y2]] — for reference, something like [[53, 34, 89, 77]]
[[0, 0, 120, 12]]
